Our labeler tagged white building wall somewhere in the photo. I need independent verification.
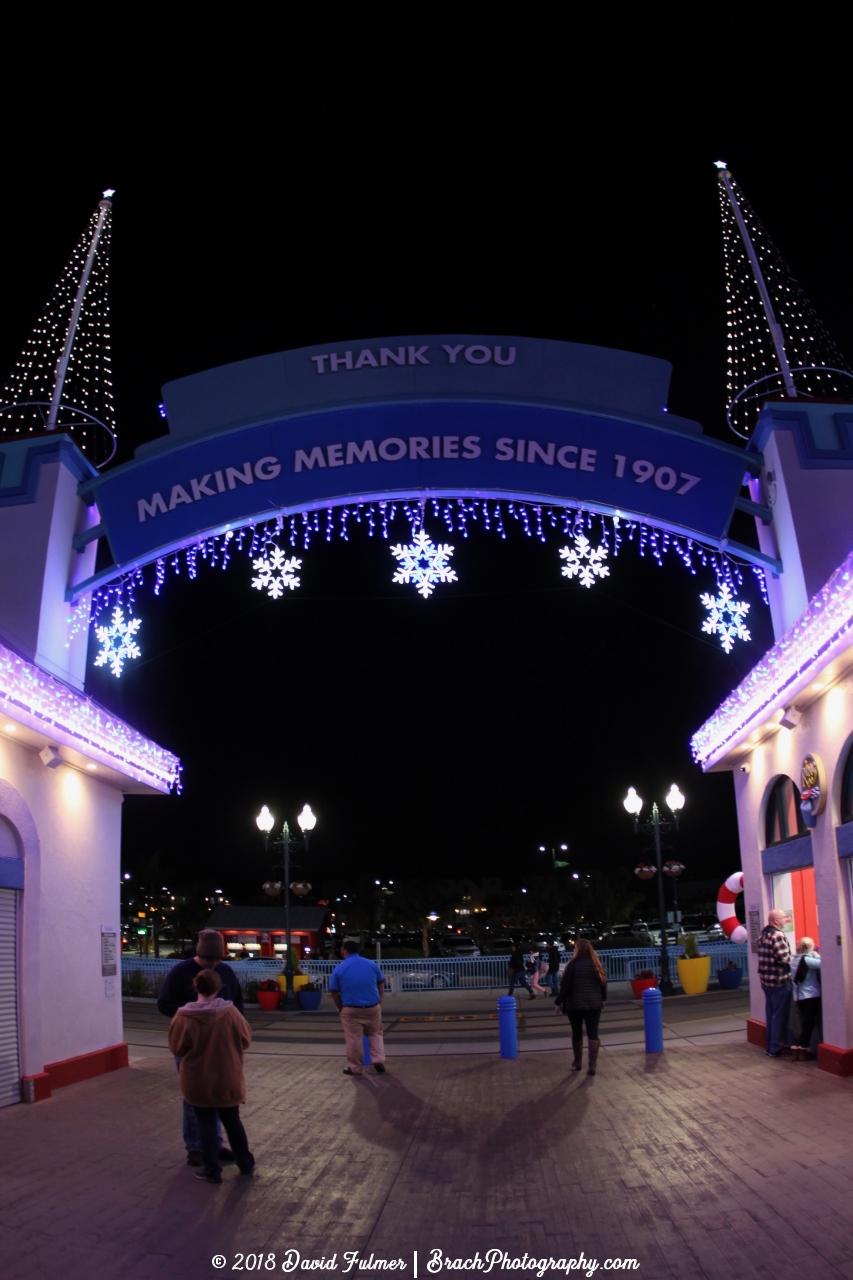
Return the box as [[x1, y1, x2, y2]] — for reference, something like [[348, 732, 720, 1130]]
[[730, 669, 853, 1051], [0, 732, 123, 1076]]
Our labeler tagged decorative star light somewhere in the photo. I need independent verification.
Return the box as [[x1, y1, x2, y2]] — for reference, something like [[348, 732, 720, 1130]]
[[391, 528, 458, 598], [93, 606, 142, 678], [251, 545, 302, 599], [700, 581, 751, 653], [559, 534, 610, 588]]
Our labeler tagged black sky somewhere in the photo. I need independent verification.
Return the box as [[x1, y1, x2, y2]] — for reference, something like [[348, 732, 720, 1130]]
[[1, 16, 850, 902]]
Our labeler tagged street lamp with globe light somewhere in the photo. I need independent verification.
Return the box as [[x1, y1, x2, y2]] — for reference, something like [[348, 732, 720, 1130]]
[[623, 785, 686, 997], [255, 802, 318, 1007]]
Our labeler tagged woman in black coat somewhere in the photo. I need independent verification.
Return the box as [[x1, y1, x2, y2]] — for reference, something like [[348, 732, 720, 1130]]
[[557, 938, 607, 1075]]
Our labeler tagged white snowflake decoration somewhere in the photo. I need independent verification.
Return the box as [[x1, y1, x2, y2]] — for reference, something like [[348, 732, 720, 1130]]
[[251, 545, 302, 599], [559, 534, 610, 588], [700, 581, 751, 653], [391, 528, 458, 599], [93, 606, 142, 678]]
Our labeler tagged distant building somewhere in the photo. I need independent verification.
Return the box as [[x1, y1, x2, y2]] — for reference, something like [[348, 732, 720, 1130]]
[[205, 905, 330, 958]]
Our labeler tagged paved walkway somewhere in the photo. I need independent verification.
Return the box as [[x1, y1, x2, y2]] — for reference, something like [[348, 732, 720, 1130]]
[[124, 987, 751, 1056], [5, 993, 853, 1280]]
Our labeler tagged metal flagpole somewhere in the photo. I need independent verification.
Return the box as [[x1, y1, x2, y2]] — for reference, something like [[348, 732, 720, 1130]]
[[46, 191, 113, 431], [715, 162, 797, 400]]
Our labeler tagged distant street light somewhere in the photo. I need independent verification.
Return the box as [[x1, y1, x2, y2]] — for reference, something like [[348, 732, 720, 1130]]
[[624, 786, 686, 997], [255, 803, 317, 1006]]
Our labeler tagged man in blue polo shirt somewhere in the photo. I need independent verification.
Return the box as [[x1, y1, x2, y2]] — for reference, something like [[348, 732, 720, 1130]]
[[329, 941, 387, 1075]]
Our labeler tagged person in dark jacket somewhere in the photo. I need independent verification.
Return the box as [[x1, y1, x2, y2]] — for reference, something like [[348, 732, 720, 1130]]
[[507, 942, 536, 1000], [557, 938, 607, 1075], [157, 928, 245, 1166]]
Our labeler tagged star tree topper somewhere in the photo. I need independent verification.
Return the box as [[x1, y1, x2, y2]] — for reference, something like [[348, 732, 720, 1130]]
[[700, 581, 751, 653], [559, 534, 610, 588], [251, 545, 302, 599], [93, 606, 142, 677], [391, 528, 458, 598]]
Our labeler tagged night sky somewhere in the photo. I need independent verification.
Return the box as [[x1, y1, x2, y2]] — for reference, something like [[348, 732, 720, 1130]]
[[1, 21, 850, 906]]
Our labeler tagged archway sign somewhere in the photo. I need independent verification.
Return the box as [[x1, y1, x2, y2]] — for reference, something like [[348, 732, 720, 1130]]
[[70, 334, 774, 616]]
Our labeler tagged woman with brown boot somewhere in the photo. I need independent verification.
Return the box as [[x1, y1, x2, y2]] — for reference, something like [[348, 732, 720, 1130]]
[[556, 938, 607, 1075]]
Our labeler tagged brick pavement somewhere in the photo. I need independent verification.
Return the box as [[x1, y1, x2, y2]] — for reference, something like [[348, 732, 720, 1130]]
[[3, 1030, 853, 1280]]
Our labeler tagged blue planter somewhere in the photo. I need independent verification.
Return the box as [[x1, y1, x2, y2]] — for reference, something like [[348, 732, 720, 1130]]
[[717, 967, 743, 990], [297, 989, 322, 1011]]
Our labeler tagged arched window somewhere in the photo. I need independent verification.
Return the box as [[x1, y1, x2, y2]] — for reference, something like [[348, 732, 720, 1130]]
[[765, 775, 807, 846], [842, 745, 853, 824]]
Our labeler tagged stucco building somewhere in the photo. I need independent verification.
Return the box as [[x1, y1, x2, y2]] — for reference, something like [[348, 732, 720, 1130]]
[[694, 400, 853, 1073]]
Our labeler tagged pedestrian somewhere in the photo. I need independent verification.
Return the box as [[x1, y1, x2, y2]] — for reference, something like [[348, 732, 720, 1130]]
[[790, 936, 821, 1061], [329, 940, 387, 1075], [757, 908, 792, 1057], [157, 928, 245, 1166], [168, 969, 255, 1184], [529, 949, 547, 996], [507, 941, 536, 1000], [545, 940, 562, 996], [557, 938, 607, 1075]]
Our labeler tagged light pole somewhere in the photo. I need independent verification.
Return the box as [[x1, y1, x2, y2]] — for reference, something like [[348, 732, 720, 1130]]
[[256, 802, 317, 1007], [538, 843, 570, 872], [623, 785, 685, 997]]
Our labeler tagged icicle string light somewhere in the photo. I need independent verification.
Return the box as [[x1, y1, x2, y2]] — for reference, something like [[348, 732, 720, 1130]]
[[82, 498, 762, 639]]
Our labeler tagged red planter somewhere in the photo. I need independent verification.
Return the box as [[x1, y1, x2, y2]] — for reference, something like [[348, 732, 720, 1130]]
[[256, 990, 281, 1011], [630, 977, 658, 999]]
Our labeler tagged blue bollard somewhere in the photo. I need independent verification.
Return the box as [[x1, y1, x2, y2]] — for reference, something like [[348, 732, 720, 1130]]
[[362, 1034, 372, 1066], [498, 996, 518, 1059], [642, 986, 664, 1053]]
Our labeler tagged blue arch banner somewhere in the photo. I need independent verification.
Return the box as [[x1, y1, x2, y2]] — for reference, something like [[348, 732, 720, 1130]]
[[76, 335, 763, 593]]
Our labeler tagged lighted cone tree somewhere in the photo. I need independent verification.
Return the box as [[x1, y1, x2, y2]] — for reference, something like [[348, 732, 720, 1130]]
[[0, 191, 117, 466], [716, 162, 853, 440]]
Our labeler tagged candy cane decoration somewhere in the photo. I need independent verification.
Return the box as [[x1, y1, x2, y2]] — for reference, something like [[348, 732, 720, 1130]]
[[717, 872, 747, 943]]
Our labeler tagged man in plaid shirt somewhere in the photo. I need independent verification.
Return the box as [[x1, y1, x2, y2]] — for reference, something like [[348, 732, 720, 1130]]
[[758, 908, 792, 1056]]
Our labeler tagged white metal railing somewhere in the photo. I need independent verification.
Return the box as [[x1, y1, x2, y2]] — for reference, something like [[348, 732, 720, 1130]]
[[120, 943, 749, 997]]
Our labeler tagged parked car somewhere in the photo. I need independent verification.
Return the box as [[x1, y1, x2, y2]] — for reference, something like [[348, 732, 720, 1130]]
[[439, 934, 481, 957], [397, 967, 460, 989], [679, 915, 724, 944], [597, 923, 655, 949], [645, 921, 680, 945]]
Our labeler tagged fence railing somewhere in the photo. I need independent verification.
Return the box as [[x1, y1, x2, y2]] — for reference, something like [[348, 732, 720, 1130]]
[[120, 943, 749, 998]]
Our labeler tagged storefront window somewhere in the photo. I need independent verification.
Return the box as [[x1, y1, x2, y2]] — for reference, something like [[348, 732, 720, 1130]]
[[771, 868, 820, 951], [765, 775, 807, 846], [841, 744, 853, 823]]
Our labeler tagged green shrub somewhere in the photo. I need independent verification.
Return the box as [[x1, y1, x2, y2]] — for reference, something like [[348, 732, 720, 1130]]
[[122, 970, 151, 997], [681, 932, 700, 959], [245, 980, 261, 1004]]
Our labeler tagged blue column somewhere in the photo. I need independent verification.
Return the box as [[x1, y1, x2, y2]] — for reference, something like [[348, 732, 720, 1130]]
[[498, 996, 518, 1058], [642, 986, 664, 1053]]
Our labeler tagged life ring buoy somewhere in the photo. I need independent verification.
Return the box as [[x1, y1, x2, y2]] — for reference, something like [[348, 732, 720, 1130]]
[[717, 872, 747, 943]]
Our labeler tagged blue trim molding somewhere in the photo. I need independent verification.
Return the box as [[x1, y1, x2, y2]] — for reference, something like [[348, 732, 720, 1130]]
[[0, 855, 23, 889], [836, 822, 853, 860], [751, 405, 853, 469], [0, 435, 97, 508], [761, 834, 814, 874]]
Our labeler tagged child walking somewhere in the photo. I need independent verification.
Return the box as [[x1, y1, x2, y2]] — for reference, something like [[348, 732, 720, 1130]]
[[168, 968, 255, 1183]]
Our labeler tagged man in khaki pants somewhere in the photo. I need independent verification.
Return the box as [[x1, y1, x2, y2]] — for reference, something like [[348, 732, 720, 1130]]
[[329, 941, 387, 1075]]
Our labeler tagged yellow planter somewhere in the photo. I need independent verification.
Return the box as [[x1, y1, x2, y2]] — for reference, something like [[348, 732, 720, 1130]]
[[676, 955, 711, 995], [276, 973, 310, 993]]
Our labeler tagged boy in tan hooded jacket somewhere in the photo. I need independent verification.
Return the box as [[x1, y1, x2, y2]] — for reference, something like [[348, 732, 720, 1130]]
[[168, 969, 254, 1182]]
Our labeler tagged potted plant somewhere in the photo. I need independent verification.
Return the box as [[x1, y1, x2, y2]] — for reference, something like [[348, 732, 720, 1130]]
[[629, 968, 658, 999], [717, 959, 744, 990], [256, 978, 282, 1011], [676, 933, 711, 995], [297, 981, 322, 1011]]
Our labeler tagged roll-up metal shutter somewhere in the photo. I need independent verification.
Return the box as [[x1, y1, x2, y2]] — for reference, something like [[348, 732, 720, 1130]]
[[0, 888, 19, 1107]]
